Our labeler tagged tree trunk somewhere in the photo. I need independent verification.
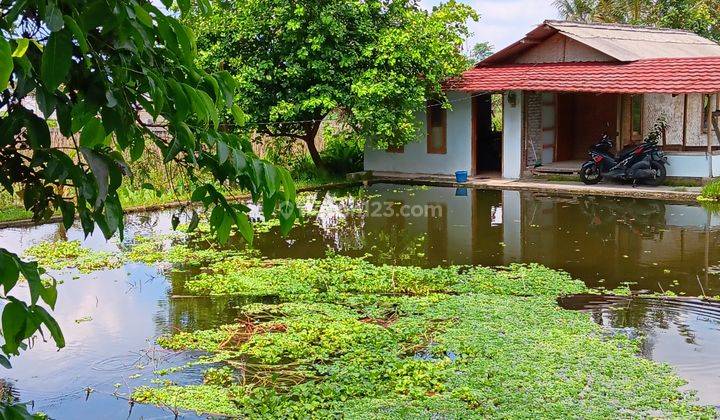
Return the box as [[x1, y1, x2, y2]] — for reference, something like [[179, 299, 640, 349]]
[[305, 135, 326, 172], [303, 121, 326, 172]]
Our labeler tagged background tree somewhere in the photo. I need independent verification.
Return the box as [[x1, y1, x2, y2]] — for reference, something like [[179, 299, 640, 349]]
[[0, 0, 296, 415], [554, 0, 720, 42], [469, 41, 494, 63], [187, 0, 477, 169]]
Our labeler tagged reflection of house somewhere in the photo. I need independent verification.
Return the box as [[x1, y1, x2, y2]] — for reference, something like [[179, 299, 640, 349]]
[[365, 21, 720, 179]]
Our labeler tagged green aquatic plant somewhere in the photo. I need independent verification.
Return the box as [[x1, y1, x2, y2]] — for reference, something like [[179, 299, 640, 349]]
[[699, 179, 720, 202], [25, 241, 122, 273], [132, 257, 713, 418]]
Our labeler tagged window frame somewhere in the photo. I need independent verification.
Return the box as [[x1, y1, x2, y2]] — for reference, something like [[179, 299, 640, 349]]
[[426, 101, 447, 154], [630, 94, 643, 141]]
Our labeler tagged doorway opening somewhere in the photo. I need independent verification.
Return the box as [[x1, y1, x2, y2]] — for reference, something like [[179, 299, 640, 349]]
[[555, 93, 619, 161], [473, 94, 503, 176]]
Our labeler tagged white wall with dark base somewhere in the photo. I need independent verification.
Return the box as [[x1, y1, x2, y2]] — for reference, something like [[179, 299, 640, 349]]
[[502, 91, 523, 179], [363, 92, 472, 176]]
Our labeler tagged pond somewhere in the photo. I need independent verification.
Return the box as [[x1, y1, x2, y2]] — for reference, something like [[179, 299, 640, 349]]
[[2, 182, 720, 416]]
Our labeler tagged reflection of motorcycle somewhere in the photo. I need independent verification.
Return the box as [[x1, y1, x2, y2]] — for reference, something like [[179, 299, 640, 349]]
[[580, 196, 667, 240], [580, 119, 668, 186]]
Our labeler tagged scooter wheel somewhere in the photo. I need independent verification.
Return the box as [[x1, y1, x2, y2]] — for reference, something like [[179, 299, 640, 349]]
[[644, 161, 667, 186], [580, 165, 602, 185]]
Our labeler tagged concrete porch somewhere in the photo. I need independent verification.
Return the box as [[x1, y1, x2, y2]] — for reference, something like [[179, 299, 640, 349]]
[[368, 171, 702, 202], [531, 160, 583, 175]]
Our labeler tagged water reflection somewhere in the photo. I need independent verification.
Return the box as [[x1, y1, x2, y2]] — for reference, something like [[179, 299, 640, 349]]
[[3, 183, 720, 415], [253, 184, 720, 296], [561, 295, 720, 407]]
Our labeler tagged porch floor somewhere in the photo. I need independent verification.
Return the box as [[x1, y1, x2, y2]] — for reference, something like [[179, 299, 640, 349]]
[[369, 171, 701, 202], [532, 160, 584, 174]]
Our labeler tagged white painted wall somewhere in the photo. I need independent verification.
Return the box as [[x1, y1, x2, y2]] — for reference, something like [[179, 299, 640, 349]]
[[363, 91, 472, 176], [502, 91, 523, 179], [501, 190, 522, 264], [665, 153, 711, 178]]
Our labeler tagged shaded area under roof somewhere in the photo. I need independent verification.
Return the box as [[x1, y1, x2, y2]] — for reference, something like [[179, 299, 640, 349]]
[[482, 20, 720, 65], [446, 57, 720, 94]]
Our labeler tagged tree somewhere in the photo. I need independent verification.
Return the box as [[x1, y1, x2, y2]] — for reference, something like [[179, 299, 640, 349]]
[[469, 41, 494, 63], [554, 0, 720, 42], [0, 0, 296, 414], [187, 0, 478, 169]]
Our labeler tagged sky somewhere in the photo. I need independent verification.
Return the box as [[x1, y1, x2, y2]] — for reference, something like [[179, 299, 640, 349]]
[[419, 0, 560, 54]]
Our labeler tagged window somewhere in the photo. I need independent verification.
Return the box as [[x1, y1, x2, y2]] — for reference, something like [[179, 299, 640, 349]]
[[702, 94, 711, 134], [631, 95, 643, 140], [427, 101, 447, 154]]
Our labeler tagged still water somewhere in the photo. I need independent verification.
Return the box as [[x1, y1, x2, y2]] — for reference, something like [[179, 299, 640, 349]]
[[2, 183, 720, 416]]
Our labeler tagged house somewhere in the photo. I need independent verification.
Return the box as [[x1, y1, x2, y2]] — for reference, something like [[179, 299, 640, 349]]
[[364, 20, 720, 179]]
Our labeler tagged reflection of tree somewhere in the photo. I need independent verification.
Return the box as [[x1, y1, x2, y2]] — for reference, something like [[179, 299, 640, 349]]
[[580, 196, 667, 240], [364, 229, 427, 266], [591, 299, 699, 359], [0, 379, 19, 405], [313, 191, 367, 252]]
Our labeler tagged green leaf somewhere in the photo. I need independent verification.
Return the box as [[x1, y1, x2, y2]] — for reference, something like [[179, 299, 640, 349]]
[[231, 105, 246, 126], [45, 2, 65, 32], [133, 2, 154, 27], [191, 185, 207, 202], [177, 122, 196, 149], [188, 210, 200, 232], [0, 38, 13, 90], [0, 251, 20, 295], [198, 90, 219, 128], [41, 29, 73, 91], [80, 118, 106, 148], [59, 200, 75, 230], [32, 306, 65, 348], [25, 113, 51, 149], [177, 0, 191, 16], [263, 162, 280, 195], [2, 301, 27, 355], [63, 16, 89, 53], [0, 355, 11, 369], [216, 213, 232, 244], [171, 213, 180, 230], [233, 210, 253, 245], [39, 281, 58, 309], [80, 148, 109, 207], [217, 141, 229, 164], [104, 195, 123, 237], [278, 167, 296, 201], [168, 80, 189, 120], [36, 88, 57, 118], [12, 38, 29, 57]]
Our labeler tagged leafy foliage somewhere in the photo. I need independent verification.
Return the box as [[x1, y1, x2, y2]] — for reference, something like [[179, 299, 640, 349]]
[[132, 254, 711, 418], [0, 0, 297, 401], [554, 0, 720, 42], [468, 41, 493, 63], [186, 0, 478, 167]]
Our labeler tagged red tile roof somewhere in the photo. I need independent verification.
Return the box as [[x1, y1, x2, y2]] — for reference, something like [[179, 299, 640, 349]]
[[445, 57, 720, 94]]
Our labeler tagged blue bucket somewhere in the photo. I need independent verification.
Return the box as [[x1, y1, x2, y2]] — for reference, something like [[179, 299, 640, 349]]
[[455, 188, 468, 197], [455, 171, 468, 183]]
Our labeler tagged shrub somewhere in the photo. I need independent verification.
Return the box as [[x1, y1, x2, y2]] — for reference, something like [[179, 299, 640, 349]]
[[700, 179, 720, 201]]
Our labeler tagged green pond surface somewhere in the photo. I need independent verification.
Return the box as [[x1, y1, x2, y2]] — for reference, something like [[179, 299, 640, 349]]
[[1, 183, 720, 417]]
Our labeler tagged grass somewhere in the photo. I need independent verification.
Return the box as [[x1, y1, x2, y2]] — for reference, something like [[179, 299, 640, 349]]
[[699, 179, 720, 201], [114, 241, 711, 417], [0, 175, 347, 225]]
